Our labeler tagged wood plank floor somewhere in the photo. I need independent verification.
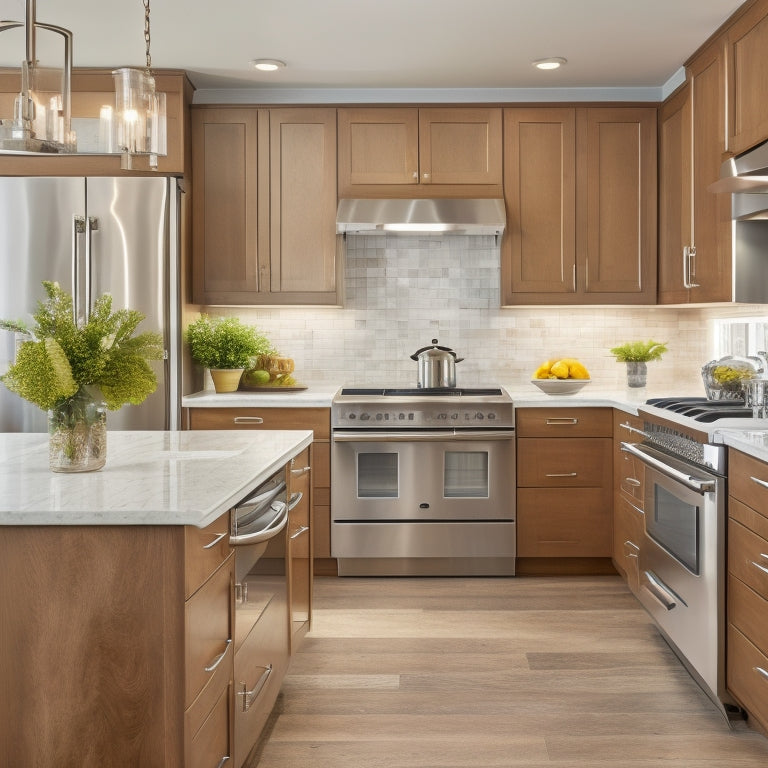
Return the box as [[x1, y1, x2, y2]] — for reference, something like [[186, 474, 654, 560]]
[[251, 575, 768, 767]]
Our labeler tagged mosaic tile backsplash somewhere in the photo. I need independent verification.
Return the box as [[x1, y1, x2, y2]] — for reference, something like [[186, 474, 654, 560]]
[[203, 234, 768, 393]]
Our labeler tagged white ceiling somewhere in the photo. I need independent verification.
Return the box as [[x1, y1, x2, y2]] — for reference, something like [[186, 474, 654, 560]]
[[0, 0, 749, 101]]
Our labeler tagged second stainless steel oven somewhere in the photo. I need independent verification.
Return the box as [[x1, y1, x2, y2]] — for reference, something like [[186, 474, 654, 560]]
[[331, 387, 516, 576]]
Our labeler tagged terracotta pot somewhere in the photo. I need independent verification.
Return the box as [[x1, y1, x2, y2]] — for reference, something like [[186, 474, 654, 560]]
[[210, 368, 244, 393]]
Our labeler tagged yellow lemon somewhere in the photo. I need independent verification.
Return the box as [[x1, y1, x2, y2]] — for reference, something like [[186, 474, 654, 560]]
[[550, 360, 570, 379], [568, 361, 590, 379], [533, 361, 553, 379]]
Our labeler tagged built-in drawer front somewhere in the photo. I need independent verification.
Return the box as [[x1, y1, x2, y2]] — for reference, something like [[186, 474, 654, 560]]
[[187, 683, 231, 768], [189, 406, 330, 439], [728, 517, 768, 601], [613, 494, 644, 591], [185, 556, 234, 712], [516, 407, 613, 438], [185, 510, 232, 600], [729, 572, 768, 658], [728, 449, 768, 519], [727, 624, 768, 733], [517, 437, 612, 488], [517, 487, 612, 557]]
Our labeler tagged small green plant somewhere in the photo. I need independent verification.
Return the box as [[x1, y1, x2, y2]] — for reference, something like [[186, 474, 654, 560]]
[[0, 281, 163, 411], [610, 339, 668, 363], [184, 314, 274, 370]]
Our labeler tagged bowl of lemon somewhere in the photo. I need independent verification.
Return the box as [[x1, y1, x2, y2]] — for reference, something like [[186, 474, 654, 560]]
[[531, 358, 591, 395]]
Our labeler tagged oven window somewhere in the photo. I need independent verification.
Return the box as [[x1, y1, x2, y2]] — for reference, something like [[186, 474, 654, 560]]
[[444, 451, 489, 498], [357, 452, 398, 498], [650, 484, 699, 574]]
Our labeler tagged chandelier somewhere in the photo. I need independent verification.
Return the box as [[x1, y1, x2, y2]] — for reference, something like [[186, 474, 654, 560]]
[[0, 0, 167, 168]]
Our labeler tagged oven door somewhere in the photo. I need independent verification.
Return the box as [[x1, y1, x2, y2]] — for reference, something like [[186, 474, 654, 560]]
[[620, 441, 726, 707]]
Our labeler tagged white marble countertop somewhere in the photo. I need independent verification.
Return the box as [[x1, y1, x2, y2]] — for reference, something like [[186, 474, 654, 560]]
[[714, 429, 768, 463], [0, 430, 313, 527], [183, 385, 341, 408]]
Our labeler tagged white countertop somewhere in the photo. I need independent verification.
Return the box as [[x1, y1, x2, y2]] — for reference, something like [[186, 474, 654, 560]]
[[0, 430, 313, 527], [714, 429, 768, 463]]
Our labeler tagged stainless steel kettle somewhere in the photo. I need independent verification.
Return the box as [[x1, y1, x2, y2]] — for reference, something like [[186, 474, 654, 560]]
[[410, 339, 463, 388]]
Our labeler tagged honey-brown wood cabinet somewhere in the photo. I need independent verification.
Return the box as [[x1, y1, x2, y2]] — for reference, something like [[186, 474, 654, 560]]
[[501, 107, 657, 305], [658, 41, 732, 304], [187, 406, 335, 575], [516, 407, 613, 572], [337, 107, 502, 197], [191, 106, 339, 305], [726, 449, 768, 736]]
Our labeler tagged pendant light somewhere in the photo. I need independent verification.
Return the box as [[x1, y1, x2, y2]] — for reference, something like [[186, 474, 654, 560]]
[[0, 0, 75, 154]]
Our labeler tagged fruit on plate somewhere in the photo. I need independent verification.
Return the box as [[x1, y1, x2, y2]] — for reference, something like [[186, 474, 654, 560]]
[[242, 369, 271, 387], [533, 358, 590, 380]]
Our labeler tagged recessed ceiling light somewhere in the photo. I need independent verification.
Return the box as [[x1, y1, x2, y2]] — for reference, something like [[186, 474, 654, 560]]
[[250, 59, 286, 72], [532, 57, 567, 71]]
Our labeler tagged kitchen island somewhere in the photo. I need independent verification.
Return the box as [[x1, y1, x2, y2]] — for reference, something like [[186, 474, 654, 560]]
[[0, 429, 313, 768]]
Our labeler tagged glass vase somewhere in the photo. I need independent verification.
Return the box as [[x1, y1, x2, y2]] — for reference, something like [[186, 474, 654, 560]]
[[48, 385, 108, 472]]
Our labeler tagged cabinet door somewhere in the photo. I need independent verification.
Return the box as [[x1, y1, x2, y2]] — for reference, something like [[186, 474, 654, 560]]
[[577, 108, 657, 303], [689, 41, 732, 304], [337, 107, 419, 192], [728, 2, 768, 155], [418, 108, 502, 186], [502, 108, 576, 303], [191, 107, 267, 304], [658, 84, 693, 305], [269, 108, 339, 304]]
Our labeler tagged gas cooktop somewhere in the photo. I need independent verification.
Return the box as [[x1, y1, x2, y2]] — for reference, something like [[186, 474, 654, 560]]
[[645, 396, 754, 423]]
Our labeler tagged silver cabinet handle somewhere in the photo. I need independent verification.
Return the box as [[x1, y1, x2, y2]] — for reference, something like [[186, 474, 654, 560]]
[[412, 171, 419, 179], [545, 417, 578, 425], [750, 560, 768, 576], [239, 664, 273, 711], [203, 531, 228, 550], [749, 475, 768, 490], [291, 465, 311, 476], [755, 667, 768, 683], [683, 245, 700, 289], [214, 757, 230, 768], [287, 491, 303, 511], [204, 638, 232, 673], [422, 172, 430, 180], [623, 477, 641, 487], [233, 416, 264, 424], [623, 540, 639, 559], [619, 421, 647, 437], [545, 472, 578, 477], [290, 524, 310, 540]]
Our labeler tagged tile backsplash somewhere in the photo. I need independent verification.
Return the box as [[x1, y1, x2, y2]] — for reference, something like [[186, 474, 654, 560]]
[[203, 235, 768, 393]]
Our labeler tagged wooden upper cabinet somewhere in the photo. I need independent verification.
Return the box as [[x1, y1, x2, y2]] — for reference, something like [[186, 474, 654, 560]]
[[502, 108, 577, 297], [659, 40, 731, 304], [728, 1, 768, 156], [502, 107, 656, 305], [191, 106, 339, 306], [337, 107, 502, 197]]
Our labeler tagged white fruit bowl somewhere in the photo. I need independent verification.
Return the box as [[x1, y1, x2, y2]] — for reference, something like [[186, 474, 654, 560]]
[[531, 378, 591, 395]]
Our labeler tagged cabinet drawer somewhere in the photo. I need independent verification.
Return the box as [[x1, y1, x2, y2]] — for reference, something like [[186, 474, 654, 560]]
[[727, 624, 768, 734], [186, 556, 234, 711], [613, 494, 644, 593], [517, 437, 611, 487], [189, 406, 330, 439], [728, 517, 768, 601], [728, 449, 768, 519], [516, 407, 613, 437], [615, 446, 645, 505], [187, 683, 231, 768], [729, 573, 768, 657], [517, 487, 612, 557], [185, 511, 232, 600]]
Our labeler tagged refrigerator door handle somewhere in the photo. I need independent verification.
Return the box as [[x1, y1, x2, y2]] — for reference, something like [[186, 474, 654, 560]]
[[84, 217, 99, 320], [72, 216, 86, 321]]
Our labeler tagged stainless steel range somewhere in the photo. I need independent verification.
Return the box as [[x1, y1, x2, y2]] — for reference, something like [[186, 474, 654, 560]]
[[331, 387, 515, 576]]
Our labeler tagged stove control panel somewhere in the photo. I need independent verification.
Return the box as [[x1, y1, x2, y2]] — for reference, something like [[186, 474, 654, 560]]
[[332, 405, 513, 428]]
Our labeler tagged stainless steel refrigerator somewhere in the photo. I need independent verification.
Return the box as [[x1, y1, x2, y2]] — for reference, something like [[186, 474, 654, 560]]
[[0, 176, 181, 432]]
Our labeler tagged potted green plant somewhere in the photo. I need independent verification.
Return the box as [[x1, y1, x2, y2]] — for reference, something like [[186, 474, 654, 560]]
[[0, 281, 163, 472], [184, 314, 274, 392], [610, 339, 668, 388]]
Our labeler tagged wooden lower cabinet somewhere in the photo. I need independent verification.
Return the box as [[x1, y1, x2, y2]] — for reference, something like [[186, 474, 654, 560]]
[[516, 408, 613, 572]]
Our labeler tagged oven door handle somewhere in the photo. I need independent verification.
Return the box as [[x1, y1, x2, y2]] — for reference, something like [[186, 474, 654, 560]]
[[332, 430, 516, 442], [230, 501, 288, 545], [619, 442, 715, 494]]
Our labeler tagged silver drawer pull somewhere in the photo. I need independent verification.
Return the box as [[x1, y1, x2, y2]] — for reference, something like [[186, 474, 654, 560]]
[[288, 491, 304, 511], [749, 475, 768, 490], [239, 664, 273, 711], [290, 524, 310, 540], [624, 477, 641, 487], [291, 465, 311, 476], [545, 472, 578, 477], [202, 531, 228, 550], [755, 666, 768, 683], [545, 418, 578, 425], [750, 560, 768, 576], [233, 416, 264, 424], [204, 638, 232, 673], [623, 540, 639, 558], [214, 758, 230, 768], [620, 421, 648, 437]]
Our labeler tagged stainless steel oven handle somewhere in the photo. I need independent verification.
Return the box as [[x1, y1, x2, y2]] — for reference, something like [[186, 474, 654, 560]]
[[332, 430, 516, 442], [642, 570, 681, 611], [620, 442, 715, 494], [230, 501, 288, 545]]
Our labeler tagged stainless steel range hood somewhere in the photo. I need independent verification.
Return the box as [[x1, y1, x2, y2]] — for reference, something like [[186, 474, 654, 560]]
[[710, 139, 768, 196], [336, 198, 506, 235]]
